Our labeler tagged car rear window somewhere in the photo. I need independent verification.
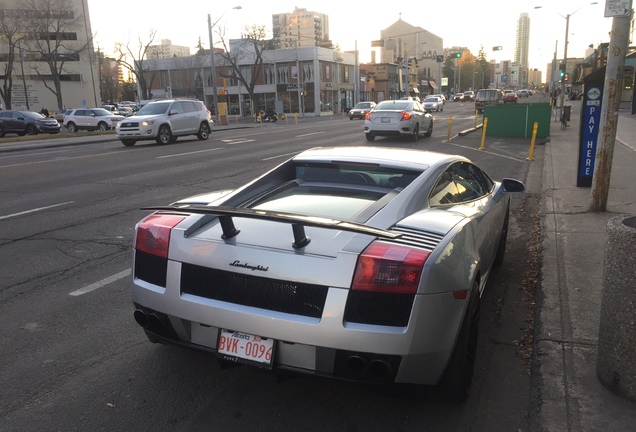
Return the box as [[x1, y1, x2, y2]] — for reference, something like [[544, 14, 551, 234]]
[[249, 163, 422, 220], [375, 101, 410, 110]]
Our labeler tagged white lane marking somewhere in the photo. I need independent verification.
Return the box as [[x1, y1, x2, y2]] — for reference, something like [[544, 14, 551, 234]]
[[446, 142, 527, 162], [296, 132, 325, 138], [0, 201, 75, 220], [0, 151, 124, 169], [262, 151, 301, 161], [156, 148, 223, 159], [225, 139, 255, 145], [0, 149, 71, 160], [69, 269, 132, 296]]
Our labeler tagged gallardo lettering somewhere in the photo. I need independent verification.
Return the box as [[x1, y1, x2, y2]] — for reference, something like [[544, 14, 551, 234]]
[[229, 260, 269, 272]]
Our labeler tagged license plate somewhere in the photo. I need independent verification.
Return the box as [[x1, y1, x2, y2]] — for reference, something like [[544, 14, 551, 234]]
[[217, 329, 275, 369], [381, 117, 391, 123]]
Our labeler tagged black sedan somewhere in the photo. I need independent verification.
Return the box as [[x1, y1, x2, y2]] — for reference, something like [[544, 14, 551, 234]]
[[0, 110, 61, 137]]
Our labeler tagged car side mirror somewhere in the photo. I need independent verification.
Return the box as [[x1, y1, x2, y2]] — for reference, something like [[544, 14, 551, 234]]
[[169, 110, 178, 115], [502, 178, 525, 193]]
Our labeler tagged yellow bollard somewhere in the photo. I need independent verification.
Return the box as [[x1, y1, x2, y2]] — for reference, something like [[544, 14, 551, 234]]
[[258, 114, 263, 127], [447, 115, 453, 142], [479, 117, 488, 150], [527, 122, 539, 161], [294, 113, 299, 124]]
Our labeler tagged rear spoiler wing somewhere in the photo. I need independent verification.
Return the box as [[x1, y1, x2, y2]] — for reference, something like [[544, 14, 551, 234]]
[[141, 205, 402, 249]]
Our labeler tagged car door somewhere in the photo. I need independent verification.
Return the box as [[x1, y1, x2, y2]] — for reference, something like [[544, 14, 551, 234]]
[[168, 102, 188, 135], [0, 111, 15, 133], [181, 101, 201, 133]]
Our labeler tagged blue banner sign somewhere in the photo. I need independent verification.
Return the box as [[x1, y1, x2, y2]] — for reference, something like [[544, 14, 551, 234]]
[[577, 86, 602, 187]]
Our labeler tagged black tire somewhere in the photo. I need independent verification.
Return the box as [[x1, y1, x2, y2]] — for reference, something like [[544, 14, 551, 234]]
[[25, 125, 38, 135], [0, 129, 4, 138], [67, 122, 78, 133], [17, 132, 26, 136], [197, 122, 210, 140], [156, 125, 171, 144], [493, 205, 510, 267], [437, 280, 480, 404], [412, 124, 419, 141], [349, 117, 354, 120], [121, 139, 136, 147], [97, 122, 108, 132], [365, 134, 375, 142], [425, 122, 433, 137]]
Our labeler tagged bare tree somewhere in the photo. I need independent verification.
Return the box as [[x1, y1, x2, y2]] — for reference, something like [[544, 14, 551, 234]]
[[114, 30, 158, 101], [0, 8, 28, 109], [99, 55, 120, 103], [23, 0, 94, 110], [216, 25, 272, 114]]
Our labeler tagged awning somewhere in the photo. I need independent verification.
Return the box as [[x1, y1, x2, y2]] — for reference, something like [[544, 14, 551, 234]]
[[410, 87, 420, 93], [430, 81, 438, 90]]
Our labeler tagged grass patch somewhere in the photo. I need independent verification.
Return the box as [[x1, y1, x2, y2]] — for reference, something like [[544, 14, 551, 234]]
[[0, 129, 114, 144]]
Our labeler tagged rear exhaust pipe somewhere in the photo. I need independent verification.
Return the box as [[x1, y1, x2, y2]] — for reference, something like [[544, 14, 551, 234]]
[[345, 355, 368, 375], [147, 313, 165, 333], [370, 359, 393, 379], [133, 309, 149, 328]]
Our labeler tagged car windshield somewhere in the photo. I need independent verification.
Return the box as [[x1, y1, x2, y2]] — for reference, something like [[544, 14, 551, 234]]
[[375, 101, 410, 111], [424, 97, 438, 102], [136, 102, 171, 115], [354, 102, 372, 109]]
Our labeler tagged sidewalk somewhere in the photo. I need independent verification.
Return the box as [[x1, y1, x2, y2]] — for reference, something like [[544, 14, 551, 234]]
[[533, 99, 636, 431]]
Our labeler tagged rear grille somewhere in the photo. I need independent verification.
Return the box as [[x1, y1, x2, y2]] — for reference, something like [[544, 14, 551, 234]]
[[180, 264, 328, 318], [344, 291, 415, 327], [388, 226, 444, 250], [135, 250, 168, 287]]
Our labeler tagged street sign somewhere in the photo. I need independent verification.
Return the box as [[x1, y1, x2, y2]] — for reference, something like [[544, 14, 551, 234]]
[[605, 0, 632, 16], [501, 75, 508, 82]]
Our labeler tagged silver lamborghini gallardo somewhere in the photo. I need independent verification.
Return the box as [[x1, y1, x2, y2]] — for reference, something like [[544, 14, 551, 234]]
[[131, 146, 525, 403]]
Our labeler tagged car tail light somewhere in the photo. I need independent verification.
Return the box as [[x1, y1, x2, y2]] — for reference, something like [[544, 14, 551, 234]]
[[352, 242, 430, 294], [400, 111, 412, 121], [365, 112, 372, 120], [135, 214, 186, 259]]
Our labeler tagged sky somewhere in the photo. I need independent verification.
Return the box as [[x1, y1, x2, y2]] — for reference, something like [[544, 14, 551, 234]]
[[86, 0, 615, 75]]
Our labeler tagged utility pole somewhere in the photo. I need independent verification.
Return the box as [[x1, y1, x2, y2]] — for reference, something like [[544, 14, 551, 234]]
[[589, 6, 632, 212]]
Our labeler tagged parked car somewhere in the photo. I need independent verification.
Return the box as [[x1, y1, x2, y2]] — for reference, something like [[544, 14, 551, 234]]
[[130, 146, 525, 403], [453, 93, 464, 102], [422, 96, 444, 112], [63, 108, 125, 132], [463, 91, 475, 102], [475, 89, 504, 113], [503, 92, 518, 103], [348, 101, 376, 120], [364, 99, 433, 141], [115, 99, 213, 146], [0, 110, 61, 137], [117, 106, 134, 117]]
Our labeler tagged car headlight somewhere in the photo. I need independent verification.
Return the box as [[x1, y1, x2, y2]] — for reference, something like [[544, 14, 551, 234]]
[[141, 120, 155, 126]]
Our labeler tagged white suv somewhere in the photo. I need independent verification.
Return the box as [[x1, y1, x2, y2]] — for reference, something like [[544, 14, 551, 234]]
[[115, 99, 213, 146], [63, 108, 125, 132]]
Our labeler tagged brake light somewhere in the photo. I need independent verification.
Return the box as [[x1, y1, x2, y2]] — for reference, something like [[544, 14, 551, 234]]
[[135, 214, 186, 259], [352, 242, 430, 294], [365, 112, 372, 120], [400, 111, 412, 121]]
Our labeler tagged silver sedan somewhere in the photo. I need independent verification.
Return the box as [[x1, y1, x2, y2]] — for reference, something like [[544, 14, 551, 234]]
[[364, 100, 433, 142]]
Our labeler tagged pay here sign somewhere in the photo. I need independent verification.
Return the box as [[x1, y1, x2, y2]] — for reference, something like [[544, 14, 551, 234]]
[[577, 86, 603, 187]]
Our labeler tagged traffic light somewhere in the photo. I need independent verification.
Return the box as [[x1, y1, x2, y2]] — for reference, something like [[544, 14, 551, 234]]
[[453, 52, 461, 58], [512, 70, 517, 74], [564, 73, 569, 82], [492, 46, 502, 51]]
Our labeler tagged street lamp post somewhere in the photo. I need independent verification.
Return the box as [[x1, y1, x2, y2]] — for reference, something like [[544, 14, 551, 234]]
[[208, 6, 241, 122], [534, 2, 597, 120]]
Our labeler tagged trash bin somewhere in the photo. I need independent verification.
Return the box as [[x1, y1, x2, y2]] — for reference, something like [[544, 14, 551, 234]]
[[597, 215, 636, 401], [563, 105, 571, 121]]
